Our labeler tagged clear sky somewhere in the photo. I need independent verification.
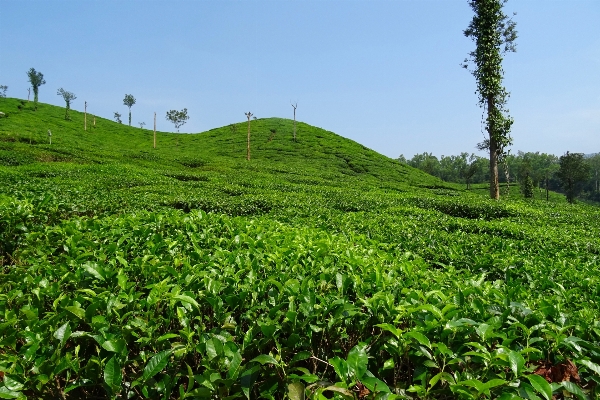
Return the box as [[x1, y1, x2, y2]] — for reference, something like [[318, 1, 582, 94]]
[[1, 0, 598, 159]]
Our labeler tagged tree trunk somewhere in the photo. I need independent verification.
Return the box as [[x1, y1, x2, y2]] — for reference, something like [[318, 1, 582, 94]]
[[84, 101, 87, 131], [153, 112, 157, 149], [129, 110, 132, 126], [503, 162, 510, 196], [488, 96, 500, 200], [293, 108, 296, 141], [247, 119, 251, 161]]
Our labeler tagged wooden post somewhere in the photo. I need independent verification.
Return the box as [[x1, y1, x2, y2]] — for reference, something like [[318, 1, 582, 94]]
[[291, 102, 297, 141], [84, 101, 87, 131], [245, 112, 253, 160], [153, 112, 156, 149]]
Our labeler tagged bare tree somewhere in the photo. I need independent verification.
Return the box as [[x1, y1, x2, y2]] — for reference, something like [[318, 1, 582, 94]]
[[139, 122, 146, 129], [245, 112, 253, 160], [291, 101, 298, 141]]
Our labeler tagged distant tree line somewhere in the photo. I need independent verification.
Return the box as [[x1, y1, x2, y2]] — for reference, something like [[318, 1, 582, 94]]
[[399, 151, 600, 203]]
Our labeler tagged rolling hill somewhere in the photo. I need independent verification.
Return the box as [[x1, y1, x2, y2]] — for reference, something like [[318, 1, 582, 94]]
[[1, 98, 599, 399]]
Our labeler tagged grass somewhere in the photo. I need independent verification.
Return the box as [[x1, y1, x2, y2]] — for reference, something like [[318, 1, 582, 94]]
[[0, 97, 599, 399]]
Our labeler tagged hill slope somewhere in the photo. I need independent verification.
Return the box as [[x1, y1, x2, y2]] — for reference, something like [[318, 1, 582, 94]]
[[1, 98, 599, 399]]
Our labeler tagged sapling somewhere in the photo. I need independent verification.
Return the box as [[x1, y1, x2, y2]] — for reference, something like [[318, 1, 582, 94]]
[[57, 88, 76, 120]]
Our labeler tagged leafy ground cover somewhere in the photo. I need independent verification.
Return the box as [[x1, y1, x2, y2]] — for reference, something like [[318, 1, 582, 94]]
[[1, 98, 599, 399]]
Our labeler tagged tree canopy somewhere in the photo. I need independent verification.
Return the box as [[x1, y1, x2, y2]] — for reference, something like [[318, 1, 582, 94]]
[[26, 68, 46, 108], [165, 108, 189, 132]]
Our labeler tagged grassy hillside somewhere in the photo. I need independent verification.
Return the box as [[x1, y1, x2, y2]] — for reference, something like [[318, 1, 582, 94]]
[[1, 98, 599, 399]]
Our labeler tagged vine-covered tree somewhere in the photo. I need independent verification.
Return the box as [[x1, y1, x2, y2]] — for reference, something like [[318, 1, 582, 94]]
[[463, 0, 517, 199], [57, 88, 76, 120], [123, 94, 136, 126], [26, 68, 46, 110], [557, 152, 590, 203], [165, 108, 189, 132]]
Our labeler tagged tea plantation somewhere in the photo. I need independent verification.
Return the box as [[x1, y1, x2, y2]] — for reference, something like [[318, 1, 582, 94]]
[[1, 98, 599, 399]]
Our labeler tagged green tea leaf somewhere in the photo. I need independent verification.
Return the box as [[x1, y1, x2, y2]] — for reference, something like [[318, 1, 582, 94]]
[[2, 376, 24, 392], [250, 354, 278, 365], [579, 359, 600, 376], [508, 350, 525, 378], [526, 374, 553, 400], [81, 262, 105, 281], [375, 323, 402, 338], [65, 306, 86, 319], [142, 350, 171, 382], [102, 339, 127, 354], [329, 357, 349, 382], [172, 294, 199, 309], [228, 351, 243, 380], [0, 386, 26, 399], [347, 343, 368, 380], [361, 375, 391, 393], [560, 381, 589, 400], [104, 356, 122, 391], [288, 382, 305, 400], [53, 322, 71, 347], [405, 331, 431, 349]]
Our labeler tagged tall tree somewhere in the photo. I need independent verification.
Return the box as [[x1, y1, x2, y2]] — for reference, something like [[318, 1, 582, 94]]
[[57, 88, 76, 120], [165, 108, 189, 132], [557, 152, 590, 203], [123, 94, 136, 126], [463, 0, 517, 199], [26, 68, 46, 110]]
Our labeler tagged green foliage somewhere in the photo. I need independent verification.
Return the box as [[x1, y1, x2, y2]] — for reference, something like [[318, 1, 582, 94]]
[[0, 85, 7, 98], [57, 88, 77, 120], [558, 152, 591, 203], [166, 108, 189, 133], [26, 67, 46, 108], [0, 99, 599, 398], [521, 173, 534, 198]]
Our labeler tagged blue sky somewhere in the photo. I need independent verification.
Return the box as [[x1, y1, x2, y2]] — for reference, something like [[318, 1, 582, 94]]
[[2, 0, 598, 159]]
